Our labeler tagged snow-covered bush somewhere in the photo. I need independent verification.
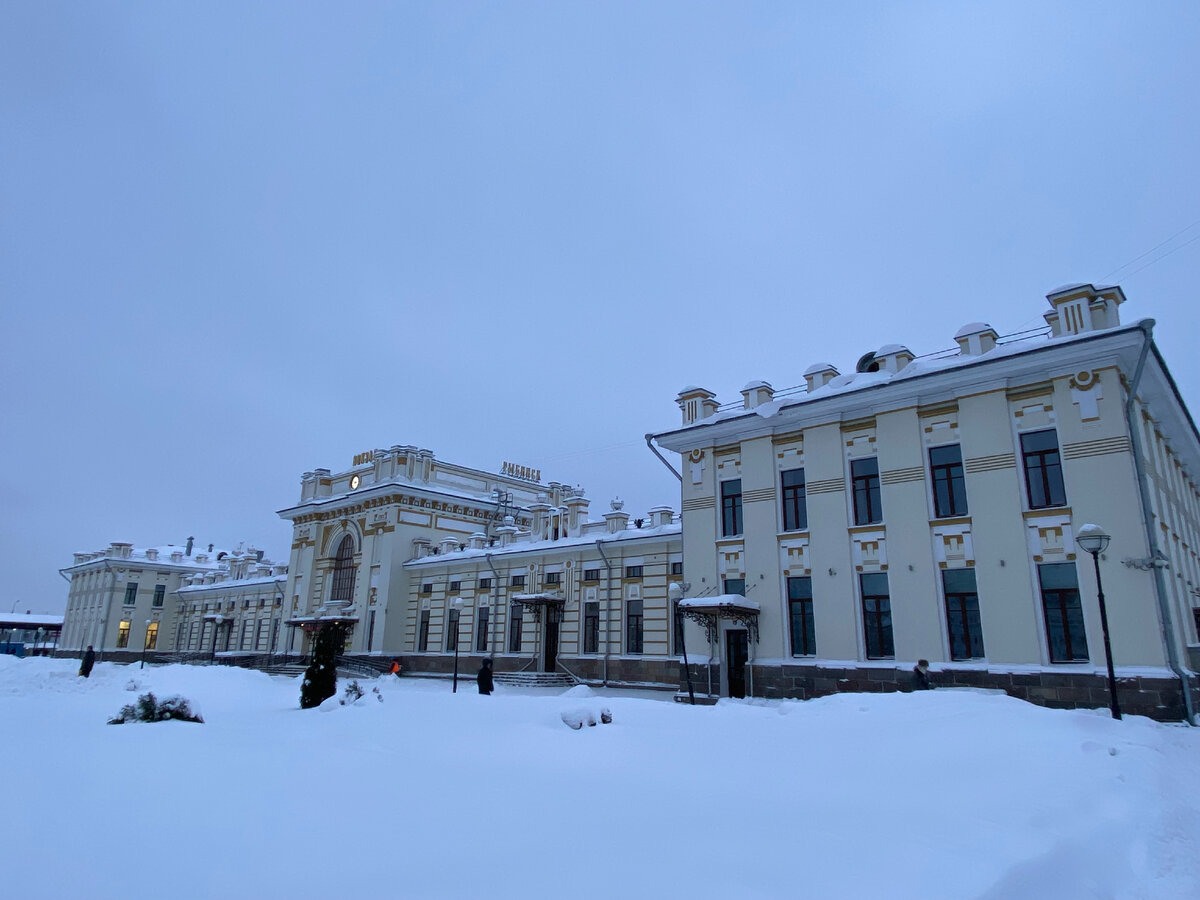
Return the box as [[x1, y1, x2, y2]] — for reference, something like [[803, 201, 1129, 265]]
[[107, 692, 203, 724], [299, 627, 341, 709]]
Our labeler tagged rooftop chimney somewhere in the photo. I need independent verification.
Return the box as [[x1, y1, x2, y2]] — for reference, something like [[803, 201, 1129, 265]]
[[676, 386, 719, 425], [740, 380, 775, 410], [186, 536, 194, 557], [803, 363, 839, 392], [954, 322, 999, 356]]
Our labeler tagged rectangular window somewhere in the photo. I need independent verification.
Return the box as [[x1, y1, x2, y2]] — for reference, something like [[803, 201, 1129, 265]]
[[1022, 429, 1067, 509], [117, 620, 131, 648], [508, 603, 523, 652], [475, 606, 490, 653], [930, 445, 968, 518], [670, 561, 683, 576], [256, 619, 269, 652], [787, 576, 816, 656], [510, 574, 526, 588], [445, 608, 460, 652], [943, 568, 984, 659], [123, 583, 138, 606], [417, 610, 430, 652], [676, 600, 686, 657], [144, 622, 158, 650], [781, 468, 808, 531], [478, 577, 492, 590], [421, 583, 433, 595], [860, 573, 894, 658], [583, 568, 601, 582], [724, 577, 746, 596], [852, 458, 883, 525], [545, 572, 562, 585], [1038, 563, 1089, 662], [721, 479, 743, 536], [152, 585, 165, 608], [449, 581, 461, 593], [584, 602, 600, 653], [624, 565, 643, 579], [626, 599, 644, 654]]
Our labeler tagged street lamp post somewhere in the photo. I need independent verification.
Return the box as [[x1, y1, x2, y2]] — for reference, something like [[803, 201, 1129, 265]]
[[451, 597, 464, 693], [1076, 524, 1121, 720], [141, 619, 152, 669]]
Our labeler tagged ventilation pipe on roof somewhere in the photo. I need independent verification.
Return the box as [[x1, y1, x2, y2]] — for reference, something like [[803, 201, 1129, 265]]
[[186, 536, 194, 557]]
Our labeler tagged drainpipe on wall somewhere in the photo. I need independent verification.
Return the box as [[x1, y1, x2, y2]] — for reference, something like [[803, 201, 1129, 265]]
[[645, 434, 682, 482], [1127, 320, 1196, 725], [595, 540, 614, 686], [485, 554, 503, 659]]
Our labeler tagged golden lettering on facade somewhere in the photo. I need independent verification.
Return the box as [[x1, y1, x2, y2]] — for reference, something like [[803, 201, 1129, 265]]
[[501, 461, 541, 482], [353, 451, 374, 466]]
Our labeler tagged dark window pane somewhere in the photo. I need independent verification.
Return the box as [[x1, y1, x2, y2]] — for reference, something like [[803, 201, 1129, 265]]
[[627, 599, 643, 654], [930, 444, 968, 518], [721, 479, 743, 536], [942, 568, 984, 660], [852, 458, 883, 525], [1038, 564, 1089, 662], [724, 578, 745, 596], [1022, 430, 1066, 509], [417, 610, 430, 652], [475, 606, 490, 652], [508, 603, 523, 652], [584, 602, 599, 654], [781, 468, 808, 532], [860, 573, 894, 658], [787, 576, 816, 656]]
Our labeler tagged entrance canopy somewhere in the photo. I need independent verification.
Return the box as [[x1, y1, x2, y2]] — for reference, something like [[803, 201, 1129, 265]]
[[678, 594, 760, 643], [511, 592, 565, 605], [285, 614, 359, 634], [511, 592, 564, 623]]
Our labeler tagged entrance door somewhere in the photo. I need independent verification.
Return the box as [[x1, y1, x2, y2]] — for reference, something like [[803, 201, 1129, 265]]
[[726, 630, 748, 698], [544, 606, 561, 673]]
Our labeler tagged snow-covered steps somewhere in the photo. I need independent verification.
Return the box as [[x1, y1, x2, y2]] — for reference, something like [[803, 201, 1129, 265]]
[[493, 671, 575, 688]]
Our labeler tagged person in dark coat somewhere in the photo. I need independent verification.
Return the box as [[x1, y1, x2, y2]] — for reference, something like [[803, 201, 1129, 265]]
[[477, 658, 494, 695], [79, 645, 96, 678], [912, 658, 933, 690]]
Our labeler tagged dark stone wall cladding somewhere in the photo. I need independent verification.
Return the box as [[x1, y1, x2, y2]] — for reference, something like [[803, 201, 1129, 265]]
[[393, 655, 678, 687], [721, 663, 1197, 722]]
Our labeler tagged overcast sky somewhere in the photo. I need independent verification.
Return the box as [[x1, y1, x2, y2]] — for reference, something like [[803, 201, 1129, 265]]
[[2, 2, 1198, 614]]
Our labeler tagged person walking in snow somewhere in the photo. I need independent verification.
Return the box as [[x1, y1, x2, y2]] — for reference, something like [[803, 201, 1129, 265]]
[[912, 658, 933, 690], [389, 659, 401, 678], [477, 658, 494, 695], [79, 645, 96, 678]]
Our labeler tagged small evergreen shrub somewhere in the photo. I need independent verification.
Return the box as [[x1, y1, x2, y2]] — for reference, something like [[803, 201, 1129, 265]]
[[300, 626, 341, 709], [108, 692, 203, 724]]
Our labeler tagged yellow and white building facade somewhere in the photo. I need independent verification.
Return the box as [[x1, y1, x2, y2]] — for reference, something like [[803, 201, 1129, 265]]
[[652, 284, 1200, 720]]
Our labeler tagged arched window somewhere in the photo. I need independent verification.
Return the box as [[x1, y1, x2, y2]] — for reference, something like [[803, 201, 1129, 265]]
[[330, 535, 357, 606]]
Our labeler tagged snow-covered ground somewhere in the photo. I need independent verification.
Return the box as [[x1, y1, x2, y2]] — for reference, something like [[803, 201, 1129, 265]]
[[2, 656, 1198, 900]]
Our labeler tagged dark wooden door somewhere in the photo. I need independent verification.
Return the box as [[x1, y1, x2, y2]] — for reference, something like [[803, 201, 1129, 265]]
[[544, 606, 561, 672], [726, 630, 748, 698]]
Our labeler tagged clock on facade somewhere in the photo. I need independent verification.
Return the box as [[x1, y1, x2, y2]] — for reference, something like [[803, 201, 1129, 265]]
[[350, 475, 360, 490]]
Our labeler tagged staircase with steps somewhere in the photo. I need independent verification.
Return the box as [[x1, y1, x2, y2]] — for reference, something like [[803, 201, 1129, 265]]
[[493, 671, 576, 688]]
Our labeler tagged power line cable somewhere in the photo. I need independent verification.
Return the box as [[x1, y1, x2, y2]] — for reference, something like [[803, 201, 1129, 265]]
[[1119, 231, 1200, 281], [1100, 219, 1200, 282]]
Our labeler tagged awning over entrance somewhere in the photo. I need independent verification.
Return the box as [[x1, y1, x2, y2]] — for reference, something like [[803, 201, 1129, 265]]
[[678, 594, 760, 643], [510, 592, 564, 623], [511, 592, 565, 604], [285, 614, 360, 633]]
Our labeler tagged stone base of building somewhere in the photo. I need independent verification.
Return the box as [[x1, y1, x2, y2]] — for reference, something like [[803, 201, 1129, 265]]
[[385, 654, 677, 688], [682, 662, 1199, 722]]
